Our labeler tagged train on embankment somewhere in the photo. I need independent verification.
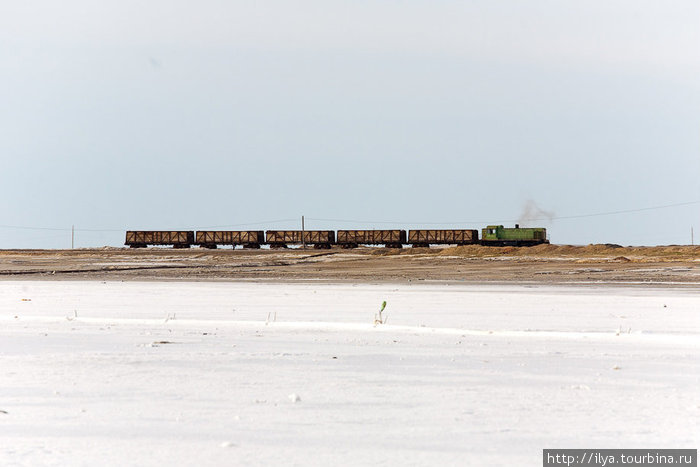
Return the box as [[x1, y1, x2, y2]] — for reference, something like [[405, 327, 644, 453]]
[[124, 225, 548, 249]]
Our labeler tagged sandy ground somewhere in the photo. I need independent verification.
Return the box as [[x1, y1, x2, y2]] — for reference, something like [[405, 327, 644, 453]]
[[0, 244, 699, 285], [1, 281, 698, 466]]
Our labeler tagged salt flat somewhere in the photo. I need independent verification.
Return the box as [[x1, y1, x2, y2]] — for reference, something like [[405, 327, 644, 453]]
[[0, 281, 698, 466]]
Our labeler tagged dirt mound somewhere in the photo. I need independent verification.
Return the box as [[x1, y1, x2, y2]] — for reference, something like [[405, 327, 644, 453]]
[[370, 248, 404, 256], [611, 256, 631, 262], [578, 244, 626, 254], [438, 245, 514, 257], [437, 244, 700, 260]]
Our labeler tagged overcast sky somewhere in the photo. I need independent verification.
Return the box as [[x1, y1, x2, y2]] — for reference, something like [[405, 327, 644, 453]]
[[1, 1, 698, 248]]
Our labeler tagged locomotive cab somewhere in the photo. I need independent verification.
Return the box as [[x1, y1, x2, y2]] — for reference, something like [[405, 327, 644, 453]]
[[482, 225, 503, 242]]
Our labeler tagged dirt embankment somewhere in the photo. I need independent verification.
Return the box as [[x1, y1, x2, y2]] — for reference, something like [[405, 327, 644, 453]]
[[436, 244, 700, 261], [0, 245, 698, 284]]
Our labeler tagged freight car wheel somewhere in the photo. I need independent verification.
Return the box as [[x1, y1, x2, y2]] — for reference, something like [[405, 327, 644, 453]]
[[243, 243, 261, 249]]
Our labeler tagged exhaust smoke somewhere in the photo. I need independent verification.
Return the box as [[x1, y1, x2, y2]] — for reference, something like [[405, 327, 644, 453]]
[[518, 200, 555, 227]]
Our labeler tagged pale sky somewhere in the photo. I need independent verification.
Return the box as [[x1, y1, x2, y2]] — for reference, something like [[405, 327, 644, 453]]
[[1, 1, 699, 248]]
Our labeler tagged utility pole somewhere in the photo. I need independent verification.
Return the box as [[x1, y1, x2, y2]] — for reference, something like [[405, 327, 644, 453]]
[[301, 216, 306, 250], [71, 225, 75, 249], [692, 226, 694, 246]]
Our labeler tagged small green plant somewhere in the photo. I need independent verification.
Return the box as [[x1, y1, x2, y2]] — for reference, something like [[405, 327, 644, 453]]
[[374, 300, 387, 325]]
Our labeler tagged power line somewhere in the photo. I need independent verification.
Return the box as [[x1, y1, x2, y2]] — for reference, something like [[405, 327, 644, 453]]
[[0, 224, 122, 232], [308, 200, 700, 225], [0, 218, 300, 233], [196, 218, 298, 229], [544, 200, 700, 221], [0, 201, 697, 233]]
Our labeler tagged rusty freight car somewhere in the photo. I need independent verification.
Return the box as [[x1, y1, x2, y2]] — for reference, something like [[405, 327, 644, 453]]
[[125, 231, 194, 248], [408, 229, 479, 248], [195, 231, 264, 249], [336, 230, 407, 248], [265, 230, 335, 249]]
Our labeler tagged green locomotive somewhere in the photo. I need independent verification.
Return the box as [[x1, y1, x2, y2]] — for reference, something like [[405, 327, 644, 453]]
[[481, 224, 548, 246]]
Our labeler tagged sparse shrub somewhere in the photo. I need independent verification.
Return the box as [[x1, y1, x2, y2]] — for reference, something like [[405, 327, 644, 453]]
[[374, 300, 387, 325]]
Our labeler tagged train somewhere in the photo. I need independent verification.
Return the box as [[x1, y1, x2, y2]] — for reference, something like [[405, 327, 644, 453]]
[[125, 225, 548, 249]]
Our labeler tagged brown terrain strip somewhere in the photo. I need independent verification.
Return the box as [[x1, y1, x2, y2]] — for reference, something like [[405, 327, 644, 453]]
[[0, 244, 699, 285]]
